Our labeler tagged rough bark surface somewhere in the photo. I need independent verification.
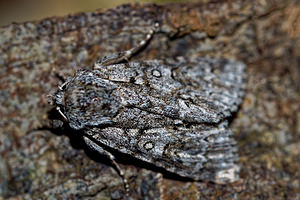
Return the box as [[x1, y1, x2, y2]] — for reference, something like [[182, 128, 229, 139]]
[[0, 1, 299, 199]]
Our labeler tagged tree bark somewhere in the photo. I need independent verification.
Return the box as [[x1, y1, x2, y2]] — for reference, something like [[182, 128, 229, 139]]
[[0, 1, 299, 199]]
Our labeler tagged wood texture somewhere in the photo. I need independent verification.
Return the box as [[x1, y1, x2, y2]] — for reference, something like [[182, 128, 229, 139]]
[[0, 1, 299, 199]]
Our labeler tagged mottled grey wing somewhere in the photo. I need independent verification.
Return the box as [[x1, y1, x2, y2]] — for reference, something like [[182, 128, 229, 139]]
[[171, 57, 247, 118], [95, 57, 247, 124], [61, 57, 246, 130], [84, 121, 239, 183]]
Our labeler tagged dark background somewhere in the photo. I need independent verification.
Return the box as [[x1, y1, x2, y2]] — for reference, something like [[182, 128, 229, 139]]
[[0, 0, 196, 26]]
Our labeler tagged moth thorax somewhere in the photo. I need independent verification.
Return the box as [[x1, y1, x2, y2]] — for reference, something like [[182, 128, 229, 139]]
[[63, 83, 121, 129]]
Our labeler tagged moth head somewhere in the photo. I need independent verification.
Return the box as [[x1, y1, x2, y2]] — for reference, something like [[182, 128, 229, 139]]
[[51, 70, 121, 130]]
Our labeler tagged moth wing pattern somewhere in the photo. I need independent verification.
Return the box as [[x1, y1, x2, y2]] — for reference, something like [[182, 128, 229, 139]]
[[171, 57, 247, 117], [83, 57, 245, 183], [52, 56, 246, 183], [91, 57, 247, 125], [84, 121, 239, 184]]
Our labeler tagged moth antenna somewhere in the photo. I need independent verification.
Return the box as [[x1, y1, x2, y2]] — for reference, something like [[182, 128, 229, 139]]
[[123, 22, 160, 58], [96, 22, 160, 67], [83, 136, 130, 196], [109, 157, 130, 196]]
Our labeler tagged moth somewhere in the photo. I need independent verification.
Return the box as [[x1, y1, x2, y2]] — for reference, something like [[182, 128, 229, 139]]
[[50, 23, 247, 193]]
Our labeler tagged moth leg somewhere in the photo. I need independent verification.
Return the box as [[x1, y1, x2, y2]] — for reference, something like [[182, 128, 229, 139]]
[[48, 65, 70, 121], [55, 106, 68, 121], [94, 22, 160, 67], [83, 136, 130, 195]]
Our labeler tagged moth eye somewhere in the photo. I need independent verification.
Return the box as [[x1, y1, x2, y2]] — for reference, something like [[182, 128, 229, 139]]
[[151, 69, 161, 78], [143, 141, 154, 151]]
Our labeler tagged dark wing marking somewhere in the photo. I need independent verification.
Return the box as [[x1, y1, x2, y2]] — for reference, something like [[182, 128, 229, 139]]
[[84, 121, 239, 183]]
